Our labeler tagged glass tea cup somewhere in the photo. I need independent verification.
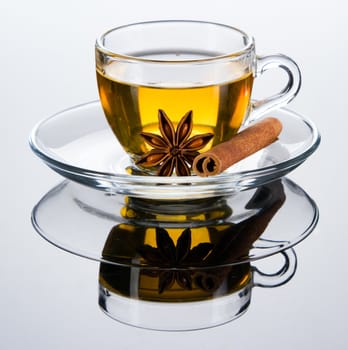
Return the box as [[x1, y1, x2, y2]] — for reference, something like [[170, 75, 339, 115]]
[[99, 249, 297, 331], [95, 20, 301, 175], [97, 180, 293, 330]]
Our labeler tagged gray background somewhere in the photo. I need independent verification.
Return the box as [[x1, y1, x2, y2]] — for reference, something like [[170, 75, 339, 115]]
[[1, 0, 346, 349]]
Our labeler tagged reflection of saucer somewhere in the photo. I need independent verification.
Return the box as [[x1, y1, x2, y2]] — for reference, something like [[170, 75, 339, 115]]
[[31, 178, 318, 267], [29, 101, 320, 199]]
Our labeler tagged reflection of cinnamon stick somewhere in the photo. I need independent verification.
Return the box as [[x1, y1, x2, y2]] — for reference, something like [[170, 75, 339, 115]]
[[193, 117, 282, 177], [206, 180, 286, 265]]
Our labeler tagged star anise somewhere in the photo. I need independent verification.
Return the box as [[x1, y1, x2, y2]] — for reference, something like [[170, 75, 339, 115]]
[[138, 227, 213, 293], [136, 109, 214, 176]]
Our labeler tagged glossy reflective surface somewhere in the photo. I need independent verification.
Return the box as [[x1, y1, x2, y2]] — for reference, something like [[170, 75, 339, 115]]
[[98, 249, 298, 330], [31, 177, 313, 330], [31, 178, 318, 267]]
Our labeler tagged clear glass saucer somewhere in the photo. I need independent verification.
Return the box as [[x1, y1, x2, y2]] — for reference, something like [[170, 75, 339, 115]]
[[31, 178, 318, 268], [29, 101, 320, 200]]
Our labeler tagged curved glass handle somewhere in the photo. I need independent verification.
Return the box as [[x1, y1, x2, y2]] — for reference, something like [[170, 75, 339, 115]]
[[248, 54, 302, 123], [253, 248, 298, 288]]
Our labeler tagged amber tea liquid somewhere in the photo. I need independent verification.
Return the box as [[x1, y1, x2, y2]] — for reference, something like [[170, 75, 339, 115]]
[[97, 57, 253, 160], [99, 223, 252, 302]]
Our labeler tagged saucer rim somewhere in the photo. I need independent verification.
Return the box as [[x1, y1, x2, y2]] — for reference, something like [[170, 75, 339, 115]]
[[29, 101, 321, 196], [31, 177, 319, 268]]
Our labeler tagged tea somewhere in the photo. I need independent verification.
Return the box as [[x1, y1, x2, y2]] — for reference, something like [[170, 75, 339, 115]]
[[99, 260, 251, 303], [99, 223, 252, 302], [97, 60, 253, 161]]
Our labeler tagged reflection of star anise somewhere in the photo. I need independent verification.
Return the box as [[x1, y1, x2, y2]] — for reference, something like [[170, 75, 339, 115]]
[[138, 227, 213, 293], [136, 109, 214, 176]]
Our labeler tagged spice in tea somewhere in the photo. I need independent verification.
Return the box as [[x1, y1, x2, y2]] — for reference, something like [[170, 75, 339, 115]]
[[136, 109, 213, 176]]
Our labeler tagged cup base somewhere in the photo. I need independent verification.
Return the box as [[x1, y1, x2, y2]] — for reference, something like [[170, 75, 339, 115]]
[[98, 283, 252, 331]]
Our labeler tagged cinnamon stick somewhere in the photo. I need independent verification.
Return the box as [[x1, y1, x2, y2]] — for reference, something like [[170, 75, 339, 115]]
[[192, 117, 282, 177]]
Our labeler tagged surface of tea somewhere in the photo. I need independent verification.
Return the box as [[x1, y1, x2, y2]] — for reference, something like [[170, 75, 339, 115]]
[[97, 57, 253, 160]]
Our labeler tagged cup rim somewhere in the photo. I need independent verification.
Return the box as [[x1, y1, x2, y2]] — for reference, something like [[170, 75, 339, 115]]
[[95, 20, 255, 64]]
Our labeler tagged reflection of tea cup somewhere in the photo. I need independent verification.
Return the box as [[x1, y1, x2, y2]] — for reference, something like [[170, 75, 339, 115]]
[[97, 180, 290, 329], [95, 20, 301, 175], [99, 249, 297, 331]]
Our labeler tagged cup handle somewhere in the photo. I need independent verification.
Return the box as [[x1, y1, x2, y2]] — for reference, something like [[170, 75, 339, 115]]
[[252, 248, 298, 288], [248, 54, 302, 123]]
